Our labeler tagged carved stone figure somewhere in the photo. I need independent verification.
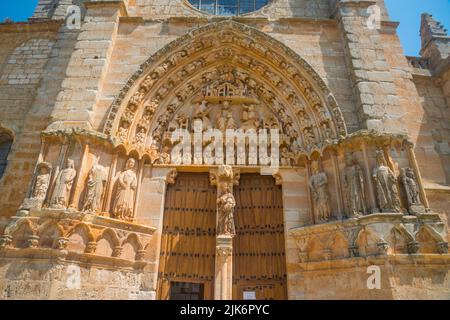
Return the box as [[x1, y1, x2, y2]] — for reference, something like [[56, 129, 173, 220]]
[[372, 150, 401, 212], [159, 143, 171, 165], [117, 121, 129, 142], [309, 161, 331, 222], [303, 127, 316, 146], [51, 159, 77, 209], [216, 101, 236, 132], [217, 185, 236, 237], [280, 146, 294, 166], [112, 158, 138, 221], [401, 167, 424, 214], [31, 162, 52, 200], [83, 159, 107, 213], [263, 115, 279, 130], [401, 168, 420, 205], [193, 100, 212, 132], [342, 153, 367, 217], [241, 104, 260, 130], [134, 128, 147, 147]]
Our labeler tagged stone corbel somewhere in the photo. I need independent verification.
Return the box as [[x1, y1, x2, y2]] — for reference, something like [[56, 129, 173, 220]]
[[272, 172, 282, 186], [165, 168, 178, 185]]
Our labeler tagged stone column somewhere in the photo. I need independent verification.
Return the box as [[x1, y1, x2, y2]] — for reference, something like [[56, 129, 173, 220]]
[[69, 143, 89, 209], [405, 142, 430, 210], [330, 150, 345, 219], [132, 158, 146, 221], [210, 165, 239, 300], [102, 153, 118, 213], [305, 161, 315, 224], [362, 142, 378, 213]]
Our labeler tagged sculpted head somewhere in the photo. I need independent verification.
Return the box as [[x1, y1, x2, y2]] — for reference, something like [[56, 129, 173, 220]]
[[66, 159, 75, 169], [311, 160, 320, 174], [406, 168, 415, 179], [125, 158, 136, 170]]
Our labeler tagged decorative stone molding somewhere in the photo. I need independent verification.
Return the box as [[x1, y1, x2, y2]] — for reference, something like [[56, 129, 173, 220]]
[[0, 209, 155, 266], [290, 213, 447, 263]]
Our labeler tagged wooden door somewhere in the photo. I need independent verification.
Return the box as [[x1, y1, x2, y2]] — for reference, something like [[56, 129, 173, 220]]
[[232, 174, 287, 300], [157, 173, 217, 300]]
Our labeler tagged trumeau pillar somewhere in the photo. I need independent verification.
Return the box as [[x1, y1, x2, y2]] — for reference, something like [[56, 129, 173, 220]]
[[49, 0, 128, 129], [361, 142, 378, 213], [210, 165, 239, 300], [334, 0, 404, 134]]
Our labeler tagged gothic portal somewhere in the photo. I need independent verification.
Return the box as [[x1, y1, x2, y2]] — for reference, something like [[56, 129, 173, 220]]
[[0, 0, 449, 299]]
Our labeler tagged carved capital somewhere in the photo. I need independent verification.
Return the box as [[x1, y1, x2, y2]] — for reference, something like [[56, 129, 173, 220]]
[[0, 235, 13, 249], [27, 235, 40, 248], [135, 249, 146, 261], [348, 245, 359, 257], [216, 245, 232, 261], [210, 165, 239, 189], [56, 237, 69, 250], [437, 242, 449, 254], [407, 241, 420, 254], [85, 241, 97, 254], [112, 246, 123, 257], [377, 241, 389, 255]]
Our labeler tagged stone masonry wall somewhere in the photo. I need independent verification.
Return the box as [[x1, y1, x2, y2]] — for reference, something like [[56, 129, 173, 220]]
[[0, 23, 62, 218]]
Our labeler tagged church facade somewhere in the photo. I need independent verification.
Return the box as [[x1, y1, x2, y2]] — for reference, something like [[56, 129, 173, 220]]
[[0, 0, 449, 299]]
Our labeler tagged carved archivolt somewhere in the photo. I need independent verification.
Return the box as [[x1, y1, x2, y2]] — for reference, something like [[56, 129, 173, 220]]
[[103, 20, 347, 161]]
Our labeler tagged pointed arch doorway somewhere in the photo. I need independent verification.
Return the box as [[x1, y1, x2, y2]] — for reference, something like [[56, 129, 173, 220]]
[[157, 171, 287, 300]]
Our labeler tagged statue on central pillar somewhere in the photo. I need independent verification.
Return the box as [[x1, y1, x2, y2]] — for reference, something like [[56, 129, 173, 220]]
[[211, 165, 238, 237], [217, 184, 236, 236]]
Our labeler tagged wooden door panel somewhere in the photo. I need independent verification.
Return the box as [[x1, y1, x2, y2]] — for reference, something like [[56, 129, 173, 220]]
[[157, 173, 217, 300], [232, 174, 287, 300]]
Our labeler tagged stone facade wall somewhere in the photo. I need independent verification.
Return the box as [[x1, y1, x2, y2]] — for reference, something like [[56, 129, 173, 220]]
[[0, 23, 62, 218], [0, 0, 449, 301]]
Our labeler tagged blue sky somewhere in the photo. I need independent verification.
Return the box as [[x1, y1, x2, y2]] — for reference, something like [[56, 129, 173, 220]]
[[0, 0, 449, 56]]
